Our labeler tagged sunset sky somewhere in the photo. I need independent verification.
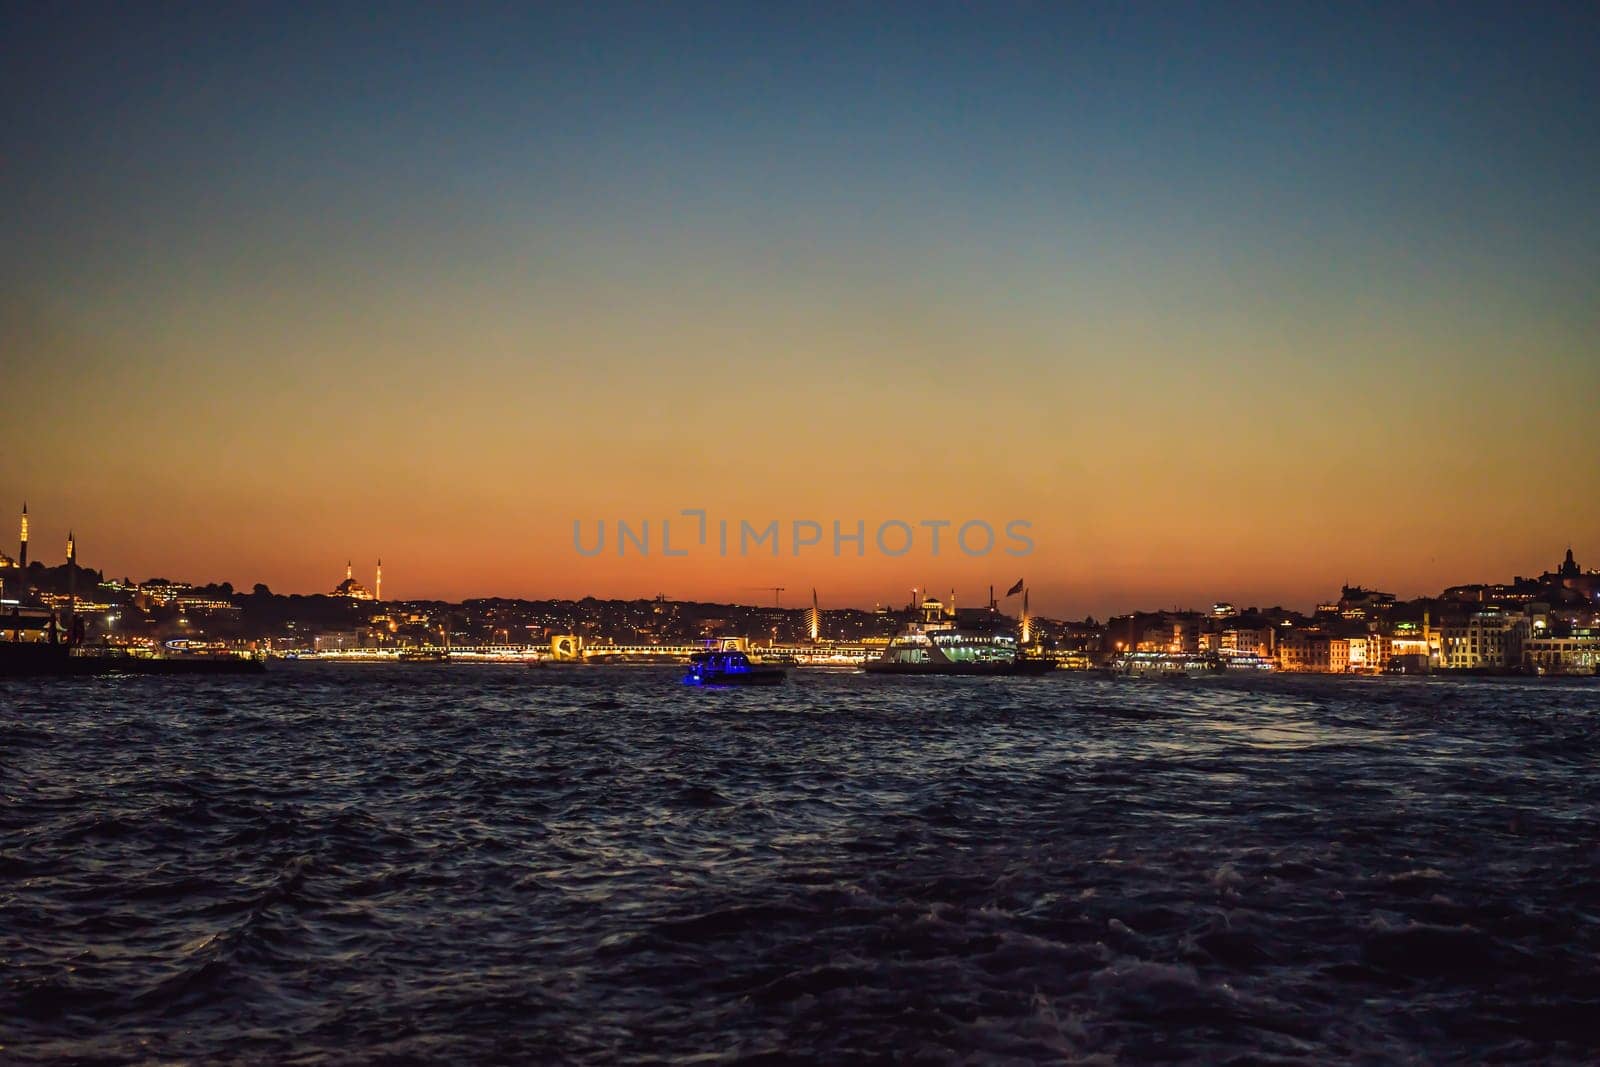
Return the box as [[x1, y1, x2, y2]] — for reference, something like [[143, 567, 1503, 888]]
[[3, 3, 1597, 618]]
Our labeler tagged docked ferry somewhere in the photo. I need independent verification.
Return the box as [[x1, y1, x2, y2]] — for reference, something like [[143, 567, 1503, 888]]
[[2, 603, 263, 677], [864, 596, 1048, 675]]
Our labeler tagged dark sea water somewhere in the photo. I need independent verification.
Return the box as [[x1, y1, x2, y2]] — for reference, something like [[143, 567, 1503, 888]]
[[2, 666, 1598, 1064]]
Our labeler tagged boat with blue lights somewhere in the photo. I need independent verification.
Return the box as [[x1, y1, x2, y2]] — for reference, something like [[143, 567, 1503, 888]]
[[684, 650, 787, 686]]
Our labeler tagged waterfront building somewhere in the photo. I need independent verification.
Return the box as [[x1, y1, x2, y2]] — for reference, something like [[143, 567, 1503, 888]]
[[1365, 633, 1397, 672], [1282, 632, 1405, 674], [1329, 636, 1382, 673], [1218, 625, 1275, 659], [1521, 632, 1600, 675], [314, 629, 364, 651], [1277, 631, 1331, 672], [1439, 609, 1530, 670]]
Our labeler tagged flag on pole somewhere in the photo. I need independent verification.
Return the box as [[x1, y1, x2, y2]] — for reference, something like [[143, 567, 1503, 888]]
[[1005, 578, 1025, 597]]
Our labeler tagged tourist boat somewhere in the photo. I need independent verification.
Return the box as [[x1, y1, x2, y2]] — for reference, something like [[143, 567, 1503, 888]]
[[864, 596, 1045, 675], [1107, 651, 1226, 678], [398, 648, 449, 663], [683, 650, 786, 686]]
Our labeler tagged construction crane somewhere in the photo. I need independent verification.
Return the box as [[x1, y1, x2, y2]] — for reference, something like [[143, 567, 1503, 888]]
[[746, 586, 786, 607]]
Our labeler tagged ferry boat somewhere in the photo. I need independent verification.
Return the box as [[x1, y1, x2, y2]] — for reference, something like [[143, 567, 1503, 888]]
[[864, 596, 1047, 676], [2, 604, 264, 677], [684, 650, 787, 686], [1108, 651, 1226, 678]]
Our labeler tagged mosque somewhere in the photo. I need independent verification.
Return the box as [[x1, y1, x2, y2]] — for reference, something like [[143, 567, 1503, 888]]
[[332, 559, 381, 601]]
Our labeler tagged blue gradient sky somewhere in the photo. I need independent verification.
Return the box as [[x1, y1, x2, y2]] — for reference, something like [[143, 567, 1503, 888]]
[[3, 2, 1597, 615]]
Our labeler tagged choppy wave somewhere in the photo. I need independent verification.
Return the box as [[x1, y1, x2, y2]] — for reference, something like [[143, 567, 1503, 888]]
[[2, 667, 1597, 1062]]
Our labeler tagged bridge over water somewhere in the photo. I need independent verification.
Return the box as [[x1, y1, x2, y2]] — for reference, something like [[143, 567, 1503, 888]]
[[289, 637, 873, 665]]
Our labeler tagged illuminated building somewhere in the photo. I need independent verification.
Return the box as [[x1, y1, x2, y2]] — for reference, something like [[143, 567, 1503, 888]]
[[314, 629, 364, 651], [1522, 632, 1600, 675], [1441, 548, 1598, 608], [1329, 636, 1379, 673], [1386, 634, 1432, 671], [36, 593, 114, 613], [1167, 615, 1199, 654], [138, 579, 192, 606], [171, 595, 239, 614], [332, 560, 374, 600], [1336, 586, 1396, 620], [1218, 626, 1274, 659], [1439, 610, 1530, 670], [1277, 631, 1331, 672]]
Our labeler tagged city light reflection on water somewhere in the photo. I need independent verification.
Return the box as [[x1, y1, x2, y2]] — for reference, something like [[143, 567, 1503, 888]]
[[2, 666, 1597, 1062]]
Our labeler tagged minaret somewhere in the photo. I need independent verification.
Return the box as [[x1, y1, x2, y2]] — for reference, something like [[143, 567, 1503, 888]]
[[65, 529, 76, 640], [17, 502, 27, 600], [346, 559, 353, 581], [376, 558, 382, 601], [1020, 587, 1032, 646]]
